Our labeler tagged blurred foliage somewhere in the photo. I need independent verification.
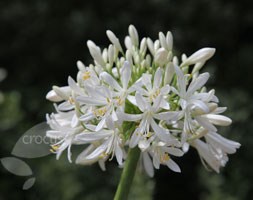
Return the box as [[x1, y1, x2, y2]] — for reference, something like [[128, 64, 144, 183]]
[[0, 0, 253, 199]]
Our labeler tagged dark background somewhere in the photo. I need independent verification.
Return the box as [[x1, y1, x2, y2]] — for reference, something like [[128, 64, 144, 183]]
[[1, 0, 253, 199]]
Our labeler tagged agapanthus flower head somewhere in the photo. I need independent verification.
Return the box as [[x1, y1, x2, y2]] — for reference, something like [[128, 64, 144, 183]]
[[46, 25, 240, 176]]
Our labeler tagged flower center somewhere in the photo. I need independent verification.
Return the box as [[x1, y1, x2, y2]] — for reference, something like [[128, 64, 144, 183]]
[[160, 153, 170, 163], [93, 107, 107, 117], [83, 71, 91, 80]]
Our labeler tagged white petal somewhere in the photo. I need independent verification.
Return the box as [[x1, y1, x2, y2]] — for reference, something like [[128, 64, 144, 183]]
[[166, 31, 173, 51], [154, 48, 168, 65], [129, 129, 142, 148], [58, 101, 74, 111], [135, 92, 148, 112], [76, 131, 111, 142], [189, 99, 209, 113], [150, 119, 171, 143], [100, 72, 122, 92], [79, 112, 95, 121], [71, 114, 79, 128], [98, 160, 106, 171], [182, 48, 216, 66], [121, 61, 131, 90], [153, 153, 160, 169], [166, 159, 181, 173], [154, 68, 163, 89], [68, 76, 83, 95], [86, 140, 109, 160], [206, 132, 240, 154], [76, 96, 105, 106], [192, 139, 221, 172], [46, 90, 63, 102], [95, 117, 106, 131], [147, 38, 155, 56], [87, 40, 105, 66], [106, 30, 123, 52], [143, 152, 154, 177], [46, 130, 65, 139], [195, 116, 217, 132], [126, 95, 137, 106], [164, 147, 184, 157], [174, 65, 186, 97], [128, 25, 139, 46], [141, 74, 152, 91], [118, 112, 143, 122], [187, 73, 210, 96], [115, 145, 124, 165], [159, 99, 170, 110], [164, 63, 175, 85], [160, 85, 170, 95], [152, 95, 163, 112], [203, 114, 232, 126], [52, 86, 71, 100]]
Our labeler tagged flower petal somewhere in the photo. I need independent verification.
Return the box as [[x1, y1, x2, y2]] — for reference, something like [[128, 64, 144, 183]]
[[121, 61, 131, 90]]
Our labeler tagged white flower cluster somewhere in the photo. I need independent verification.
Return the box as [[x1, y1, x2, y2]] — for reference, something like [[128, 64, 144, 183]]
[[46, 25, 240, 177]]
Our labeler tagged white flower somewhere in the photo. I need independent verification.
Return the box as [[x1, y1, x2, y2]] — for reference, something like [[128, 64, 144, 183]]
[[87, 40, 106, 67], [181, 48, 216, 66], [45, 24, 239, 175], [134, 67, 170, 109], [120, 92, 180, 148], [77, 85, 117, 131], [142, 140, 184, 177], [192, 136, 240, 172], [99, 61, 136, 107], [75, 118, 125, 166], [46, 109, 83, 163]]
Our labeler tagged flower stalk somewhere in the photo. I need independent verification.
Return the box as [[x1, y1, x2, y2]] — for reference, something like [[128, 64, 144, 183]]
[[114, 147, 141, 200]]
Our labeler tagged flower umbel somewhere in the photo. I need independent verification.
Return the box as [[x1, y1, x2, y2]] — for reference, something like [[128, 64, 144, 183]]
[[46, 25, 240, 177]]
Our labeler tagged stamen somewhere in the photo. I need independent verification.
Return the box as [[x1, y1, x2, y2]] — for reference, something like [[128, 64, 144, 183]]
[[83, 71, 91, 80], [93, 107, 107, 117], [50, 144, 60, 153], [160, 153, 170, 163], [68, 97, 75, 104]]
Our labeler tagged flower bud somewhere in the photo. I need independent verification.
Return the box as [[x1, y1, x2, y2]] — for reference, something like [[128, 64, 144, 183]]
[[124, 36, 133, 51], [140, 38, 147, 55], [46, 86, 71, 101], [166, 31, 173, 51], [106, 30, 123, 52], [77, 61, 85, 71], [102, 48, 108, 63], [181, 48, 216, 66], [108, 44, 114, 66], [159, 32, 168, 50], [128, 25, 139, 46], [147, 38, 155, 56], [205, 114, 232, 126], [154, 48, 168, 65], [192, 62, 205, 74], [164, 62, 175, 85], [87, 40, 106, 67]]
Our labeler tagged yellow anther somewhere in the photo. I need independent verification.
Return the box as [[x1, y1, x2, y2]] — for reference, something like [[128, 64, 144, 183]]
[[115, 96, 123, 106], [83, 71, 91, 80], [99, 152, 108, 159], [93, 107, 107, 117], [149, 89, 161, 101], [160, 153, 170, 163], [68, 97, 75, 104], [106, 98, 111, 103], [146, 132, 152, 138], [50, 144, 60, 153]]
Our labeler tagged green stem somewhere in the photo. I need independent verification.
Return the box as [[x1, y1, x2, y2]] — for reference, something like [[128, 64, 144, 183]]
[[114, 147, 141, 200]]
